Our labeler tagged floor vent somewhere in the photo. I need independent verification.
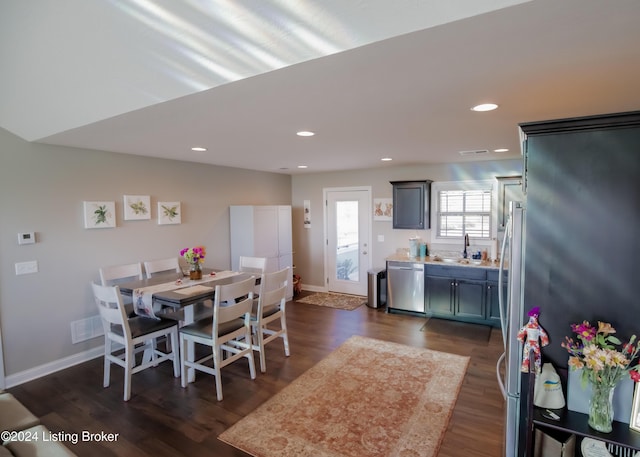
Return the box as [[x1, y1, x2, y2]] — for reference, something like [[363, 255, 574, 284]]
[[71, 315, 104, 344]]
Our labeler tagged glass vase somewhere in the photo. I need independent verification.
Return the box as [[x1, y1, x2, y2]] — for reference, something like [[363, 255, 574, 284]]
[[189, 263, 202, 280], [588, 381, 615, 433]]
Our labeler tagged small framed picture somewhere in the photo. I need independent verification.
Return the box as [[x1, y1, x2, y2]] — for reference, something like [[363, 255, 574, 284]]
[[123, 195, 151, 220], [158, 201, 181, 225], [631, 381, 640, 432], [83, 201, 116, 229], [373, 198, 393, 221]]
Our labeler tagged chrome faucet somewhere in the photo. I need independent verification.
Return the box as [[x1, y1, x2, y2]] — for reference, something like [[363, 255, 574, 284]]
[[463, 233, 470, 258]]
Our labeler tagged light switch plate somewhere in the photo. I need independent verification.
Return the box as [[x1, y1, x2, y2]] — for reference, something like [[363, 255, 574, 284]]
[[378, 235, 384, 242], [18, 232, 35, 245], [15, 260, 38, 275]]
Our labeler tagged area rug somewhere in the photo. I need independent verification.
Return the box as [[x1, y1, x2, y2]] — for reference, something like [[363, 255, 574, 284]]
[[295, 292, 366, 310], [218, 335, 469, 457]]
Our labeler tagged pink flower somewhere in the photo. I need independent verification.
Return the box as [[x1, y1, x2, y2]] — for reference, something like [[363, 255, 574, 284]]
[[572, 321, 596, 341], [631, 370, 640, 382]]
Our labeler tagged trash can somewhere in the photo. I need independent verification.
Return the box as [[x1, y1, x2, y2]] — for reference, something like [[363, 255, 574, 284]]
[[367, 268, 387, 309]]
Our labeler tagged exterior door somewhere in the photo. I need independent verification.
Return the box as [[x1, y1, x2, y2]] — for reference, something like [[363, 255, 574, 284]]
[[325, 188, 371, 296]]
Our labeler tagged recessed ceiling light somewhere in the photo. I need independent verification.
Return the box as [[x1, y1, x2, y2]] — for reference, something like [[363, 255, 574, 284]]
[[191, 146, 207, 151], [381, 157, 393, 162], [493, 148, 509, 153], [471, 103, 498, 112], [297, 165, 308, 169], [296, 131, 315, 137]]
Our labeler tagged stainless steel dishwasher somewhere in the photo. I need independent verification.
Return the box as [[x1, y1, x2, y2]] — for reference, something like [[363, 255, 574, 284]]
[[386, 261, 424, 314]]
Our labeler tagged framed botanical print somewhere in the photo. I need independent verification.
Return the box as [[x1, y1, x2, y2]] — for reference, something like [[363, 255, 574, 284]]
[[83, 201, 116, 229], [158, 201, 181, 225], [123, 195, 151, 220]]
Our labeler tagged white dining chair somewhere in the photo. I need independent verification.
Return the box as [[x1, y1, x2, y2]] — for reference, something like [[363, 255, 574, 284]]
[[239, 256, 267, 275], [251, 267, 290, 372], [179, 276, 257, 401], [143, 257, 181, 278], [91, 282, 180, 401], [239, 256, 267, 297], [99, 262, 144, 316]]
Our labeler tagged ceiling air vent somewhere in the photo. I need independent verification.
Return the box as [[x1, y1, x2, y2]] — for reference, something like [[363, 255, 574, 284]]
[[458, 149, 489, 156]]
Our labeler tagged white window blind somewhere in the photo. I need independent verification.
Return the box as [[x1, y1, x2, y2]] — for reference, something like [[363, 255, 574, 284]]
[[438, 189, 491, 239]]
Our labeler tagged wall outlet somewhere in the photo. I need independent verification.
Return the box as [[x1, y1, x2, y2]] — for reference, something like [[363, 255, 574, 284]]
[[15, 260, 38, 275]]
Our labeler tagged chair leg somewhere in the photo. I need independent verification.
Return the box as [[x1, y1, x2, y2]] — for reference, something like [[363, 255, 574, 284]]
[[213, 346, 224, 401], [180, 335, 188, 388], [281, 316, 290, 357], [246, 330, 257, 380], [103, 339, 111, 388], [123, 345, 133, 401], [257, 327, 266, 373], [170, 330, 179, 378]]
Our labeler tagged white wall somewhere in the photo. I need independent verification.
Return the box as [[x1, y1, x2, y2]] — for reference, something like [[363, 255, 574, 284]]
[[291, 159, 522, 289], [0, 128, 291, 383]]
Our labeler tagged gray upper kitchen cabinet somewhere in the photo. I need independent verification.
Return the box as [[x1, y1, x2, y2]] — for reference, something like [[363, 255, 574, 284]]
[[390, 180, 432, 229]]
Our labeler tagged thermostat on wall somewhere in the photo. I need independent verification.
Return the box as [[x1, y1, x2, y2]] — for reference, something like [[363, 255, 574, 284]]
[[18, 232, 35, 245]]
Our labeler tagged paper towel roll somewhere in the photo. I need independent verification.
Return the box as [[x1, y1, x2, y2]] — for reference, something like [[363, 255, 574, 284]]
[[490, 238, 498, 261]]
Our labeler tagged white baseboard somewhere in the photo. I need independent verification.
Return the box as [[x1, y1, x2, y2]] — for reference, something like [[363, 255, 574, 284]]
[[5, 346, 104, 388], [300, 284, 327, 293]]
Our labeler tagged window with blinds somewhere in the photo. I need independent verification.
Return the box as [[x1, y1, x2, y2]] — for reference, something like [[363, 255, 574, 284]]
[[437, 189, 491, 239]]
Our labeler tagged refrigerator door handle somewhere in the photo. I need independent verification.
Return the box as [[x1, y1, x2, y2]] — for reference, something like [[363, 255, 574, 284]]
[[496, 351, 507, 400], [498, 215, 511, 350]]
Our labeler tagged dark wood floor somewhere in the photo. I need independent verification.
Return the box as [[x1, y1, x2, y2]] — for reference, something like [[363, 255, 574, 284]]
[[8, 294, 506, 456]]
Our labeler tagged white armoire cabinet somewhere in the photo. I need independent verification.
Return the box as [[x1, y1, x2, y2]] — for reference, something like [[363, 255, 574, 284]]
[[230, 205, 293, 299]]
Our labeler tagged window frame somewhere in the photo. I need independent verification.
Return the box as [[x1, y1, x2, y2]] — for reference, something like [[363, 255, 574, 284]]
[[430, 180, 497, 247]]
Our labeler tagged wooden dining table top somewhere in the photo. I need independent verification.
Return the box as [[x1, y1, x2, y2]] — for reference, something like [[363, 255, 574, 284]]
[[117, 268, 253, 309]]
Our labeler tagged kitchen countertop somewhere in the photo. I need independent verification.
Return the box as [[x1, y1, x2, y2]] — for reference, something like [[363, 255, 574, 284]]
[[386, 253, 501, 270]]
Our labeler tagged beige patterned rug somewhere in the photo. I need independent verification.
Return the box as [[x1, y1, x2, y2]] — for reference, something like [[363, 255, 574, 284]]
[[295, 292, 366, 310], [218, 335, 469, 457]]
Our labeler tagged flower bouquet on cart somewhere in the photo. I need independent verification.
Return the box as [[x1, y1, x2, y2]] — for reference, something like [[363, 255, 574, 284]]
[[562, 321, 640, 432]]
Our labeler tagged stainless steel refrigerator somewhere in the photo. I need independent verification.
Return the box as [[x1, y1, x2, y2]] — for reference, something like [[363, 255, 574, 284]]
[[496, 112, 640, 456], [496, 201, 526, 457]]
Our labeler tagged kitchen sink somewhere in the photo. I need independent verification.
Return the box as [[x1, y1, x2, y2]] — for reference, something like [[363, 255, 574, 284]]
[[433, 256, 484, 265], [441, 258, 459, 263]]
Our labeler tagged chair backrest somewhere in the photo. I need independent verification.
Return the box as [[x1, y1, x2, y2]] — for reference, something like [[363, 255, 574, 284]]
[[239, 256, 267, 275], [213, 276, 255, 330], [99, 262, 143, 286], [144, 258, 181, 278], [258, 267, 289, 315], [261, 266, 289, 293], [91, 282, 130, 336]]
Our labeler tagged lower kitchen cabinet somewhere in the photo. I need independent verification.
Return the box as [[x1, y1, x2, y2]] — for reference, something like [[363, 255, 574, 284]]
[[425, 264, 499, 326], [424, 275, 454, 317], [455, 279, 485, 319]]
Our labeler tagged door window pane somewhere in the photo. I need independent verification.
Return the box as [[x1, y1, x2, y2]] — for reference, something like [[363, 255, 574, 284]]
[[336, 201, 359, 282]]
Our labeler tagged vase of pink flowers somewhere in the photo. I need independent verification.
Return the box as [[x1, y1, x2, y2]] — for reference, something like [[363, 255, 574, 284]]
[[180, 246, 206, 280], [562, 321, 640, 433]]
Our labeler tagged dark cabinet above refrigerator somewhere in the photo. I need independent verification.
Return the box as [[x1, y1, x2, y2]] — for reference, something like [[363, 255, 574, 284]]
[[390, 180, 432, 229]]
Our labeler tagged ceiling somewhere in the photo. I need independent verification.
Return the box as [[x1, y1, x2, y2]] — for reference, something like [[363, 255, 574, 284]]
[[2, 0, 640, 175]]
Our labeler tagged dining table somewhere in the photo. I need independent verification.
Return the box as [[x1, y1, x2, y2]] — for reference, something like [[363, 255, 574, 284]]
[[117, 268, 254, 382]]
